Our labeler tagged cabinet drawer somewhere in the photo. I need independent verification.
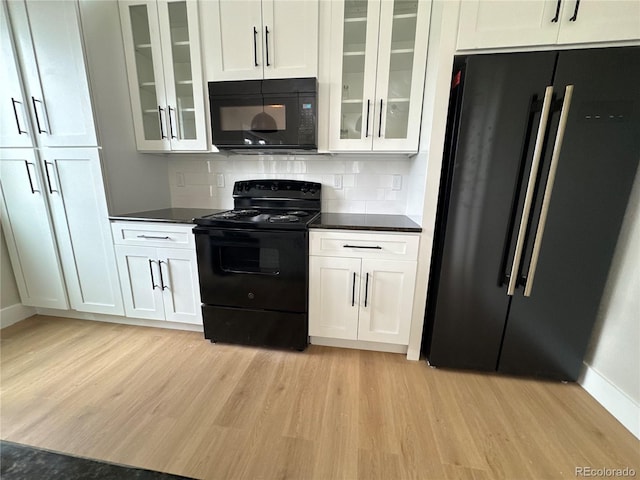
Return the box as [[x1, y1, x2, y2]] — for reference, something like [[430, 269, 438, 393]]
[[310, 230, 419, 261], [111, 221, 195, 249]]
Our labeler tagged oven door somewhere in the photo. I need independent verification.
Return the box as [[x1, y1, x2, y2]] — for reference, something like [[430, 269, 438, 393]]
[[194, 228, 308, 312]]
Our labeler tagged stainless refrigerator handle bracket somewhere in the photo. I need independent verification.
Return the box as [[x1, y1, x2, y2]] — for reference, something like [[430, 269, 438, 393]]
[[507, 86, 554, 296], [524, 85, 574, 297]]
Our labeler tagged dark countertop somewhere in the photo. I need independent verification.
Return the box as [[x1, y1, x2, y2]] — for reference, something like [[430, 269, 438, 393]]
[[109, 208, 225, 224], [310, 213, 422, 232]]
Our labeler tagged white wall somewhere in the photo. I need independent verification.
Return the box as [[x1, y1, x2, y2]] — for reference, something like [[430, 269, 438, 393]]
[[580, 167, 640, 438], [79, 0, 171, 215], [167, 153, 413, 214]]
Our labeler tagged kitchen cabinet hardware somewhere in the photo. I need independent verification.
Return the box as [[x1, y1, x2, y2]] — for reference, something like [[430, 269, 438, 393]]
[[524, 85, 573, 297], [43, 160, 58, 194], [158, 107, 167, 139], [253, 26, 259, 66], [378, 99, 383, 138], [159, 260, 169, 290], [343, 244, 382, 249], [569, 0, 580, 21], [149, 259, 160, 290], [11, 98, 26, 134], [551, 0, 561, 22], [137, 235, 171, 240], [168, 106, 177, 140], [31, 97, 47, 133], [507, 86, 553, 296], [351, 272, 356, 307], [364, 272, 370, 307], [264, 26, 270, 66], [24, 161, 38, 194]]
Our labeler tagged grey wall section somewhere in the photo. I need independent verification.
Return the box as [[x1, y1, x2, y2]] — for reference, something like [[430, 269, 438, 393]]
[[79, 0, 171, 215], [1, 225, 21, 309], [584, 167, 640, 404]]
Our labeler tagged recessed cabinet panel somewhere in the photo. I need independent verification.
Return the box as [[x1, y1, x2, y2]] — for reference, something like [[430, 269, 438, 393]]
[[0, 7, 32, 148], [556, 0, 640, 44], [357, 259, 415, 344], [0, 150, 68, 310], [157, 247, 202, 324], [43, 149, 124, 315], [309, 256, 360, 339], [116, 245, 164, 320], [5, 0, 97, 147]]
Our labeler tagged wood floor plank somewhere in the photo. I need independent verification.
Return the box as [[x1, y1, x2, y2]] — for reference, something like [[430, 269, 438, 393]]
[[1, 316, 638, 480]]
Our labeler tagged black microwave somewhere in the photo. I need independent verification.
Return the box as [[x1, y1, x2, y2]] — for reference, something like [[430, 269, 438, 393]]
[[208, 77, 317, 151]]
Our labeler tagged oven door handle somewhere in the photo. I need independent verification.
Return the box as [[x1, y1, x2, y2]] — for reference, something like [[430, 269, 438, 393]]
[[220, 267, 280, 276]]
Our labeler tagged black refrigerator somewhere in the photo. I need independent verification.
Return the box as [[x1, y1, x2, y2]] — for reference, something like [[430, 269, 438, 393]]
[[424, 47, 639, 381]]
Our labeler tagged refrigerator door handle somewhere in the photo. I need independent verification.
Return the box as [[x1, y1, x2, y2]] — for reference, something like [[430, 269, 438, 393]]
[[524, 85, 574, 297], [507, 86, 554, 296]]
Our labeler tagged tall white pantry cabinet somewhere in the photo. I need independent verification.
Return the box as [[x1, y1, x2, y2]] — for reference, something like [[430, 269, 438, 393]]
[[0, 0, 123, 315]]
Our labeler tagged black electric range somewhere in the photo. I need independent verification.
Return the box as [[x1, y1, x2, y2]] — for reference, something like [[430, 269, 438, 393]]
[[193, 179, 321, 350]]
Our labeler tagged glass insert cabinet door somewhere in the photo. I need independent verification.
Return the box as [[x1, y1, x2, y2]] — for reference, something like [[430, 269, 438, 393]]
[[120, 0, 206, 151], [329, 0, 430, 152]]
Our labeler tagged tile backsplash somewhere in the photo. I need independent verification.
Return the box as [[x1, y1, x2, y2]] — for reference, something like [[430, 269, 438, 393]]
[[168, 153, 412, 214]]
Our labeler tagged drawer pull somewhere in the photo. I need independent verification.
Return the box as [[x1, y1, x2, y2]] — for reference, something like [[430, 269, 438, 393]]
[[343, 244, 382, 250], [137, 235, 171, 240]]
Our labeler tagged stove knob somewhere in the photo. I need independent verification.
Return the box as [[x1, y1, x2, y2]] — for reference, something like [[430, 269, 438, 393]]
[[271, 184, 278, 191], [301, 186, 308, 193], [309, 188, 316, 194], [248, 292, 255, 299]]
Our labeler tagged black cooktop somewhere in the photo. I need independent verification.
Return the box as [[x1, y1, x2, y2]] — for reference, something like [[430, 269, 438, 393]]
[[194, 179, 321, 230]]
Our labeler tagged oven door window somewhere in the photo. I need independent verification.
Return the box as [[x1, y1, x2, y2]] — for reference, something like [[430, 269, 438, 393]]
[[219, 245, 280, 275]]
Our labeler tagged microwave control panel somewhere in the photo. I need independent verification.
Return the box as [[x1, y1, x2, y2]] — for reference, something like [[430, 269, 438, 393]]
[[298, 95, 316, 146]]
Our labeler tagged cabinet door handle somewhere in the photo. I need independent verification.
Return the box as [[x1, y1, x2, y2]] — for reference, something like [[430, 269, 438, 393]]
[[343, 244, 382, 249], [44, 161, 58, 194], [351, 272, 356, 307], [365, 100, 371, 137], [31, 97, 47, 134], [551, 0, 561, 22], [136, 235, 171, 240], [378, 99, 383, 137], [159, 260, 169, 290], [168, 106, 177, 139], [569, 0, 580, 21], [24, 161, 38, 194], [11, 98, 27, 134], [265, 26, 270, 66], [253, 26, 259, 67], [364, 272, 369, 307], [158, 106, 167, 139], [149, 259, 160, 289]]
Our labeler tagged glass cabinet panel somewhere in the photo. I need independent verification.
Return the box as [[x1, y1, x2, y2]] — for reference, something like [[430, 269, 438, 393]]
[[340, 0, 368, 140], [167, 1, 196, 141], [129, 4, 161, 141], [384, 0, 417, 139]]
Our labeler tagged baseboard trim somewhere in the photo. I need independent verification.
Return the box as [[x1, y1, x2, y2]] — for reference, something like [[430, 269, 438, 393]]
[[310, 336, 408, 354], [34, 308, 204, 333], [579, 363, 639, 439], [0, 304, 36, 329]]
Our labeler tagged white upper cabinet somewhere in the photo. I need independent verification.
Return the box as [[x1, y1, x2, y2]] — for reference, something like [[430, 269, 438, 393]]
[[2, 0, 97, 148], [120, 0, 207, 151], [0, 6, 31, 148], [457, 0, 640, 50], [328, 0, 431, 153], [201, 0, 319, 81], [0, 149, 69, 310]]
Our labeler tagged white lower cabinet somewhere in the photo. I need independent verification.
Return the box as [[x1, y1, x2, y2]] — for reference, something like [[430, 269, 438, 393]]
[[0, 148, 123, 314], [309, 230, 419, 347], [112, 222, 202, 325]]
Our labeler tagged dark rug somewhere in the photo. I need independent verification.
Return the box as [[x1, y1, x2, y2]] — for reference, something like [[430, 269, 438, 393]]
[[0, 440, 197, 480]]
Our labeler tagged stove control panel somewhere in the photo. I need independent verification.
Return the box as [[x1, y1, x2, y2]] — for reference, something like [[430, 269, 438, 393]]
[[233, 180, 321, 199]]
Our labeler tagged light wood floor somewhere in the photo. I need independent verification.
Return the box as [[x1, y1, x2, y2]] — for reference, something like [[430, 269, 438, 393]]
[[1, 316, 638, 479]]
